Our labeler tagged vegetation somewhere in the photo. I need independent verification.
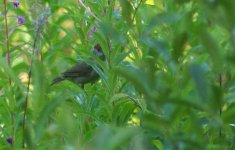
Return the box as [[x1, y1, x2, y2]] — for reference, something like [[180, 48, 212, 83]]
[[1, 0, 235, 149]]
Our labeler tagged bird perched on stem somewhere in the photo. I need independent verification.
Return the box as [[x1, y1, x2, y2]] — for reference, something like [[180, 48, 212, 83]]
[[50, 44, 105, 88]]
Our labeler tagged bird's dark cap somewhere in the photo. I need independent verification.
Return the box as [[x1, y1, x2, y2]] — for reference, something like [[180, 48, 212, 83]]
[[94, 44, 102, 51]]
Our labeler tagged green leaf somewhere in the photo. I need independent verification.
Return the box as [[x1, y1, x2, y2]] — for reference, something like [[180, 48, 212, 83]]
[[0, 57, 24, 91], [111, 93, 142, 109]]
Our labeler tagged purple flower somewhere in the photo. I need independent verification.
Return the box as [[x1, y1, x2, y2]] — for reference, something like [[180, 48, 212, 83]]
[[88, 26, 97, 38], [91, 26, 97, 32], [13, 1, 20, 8], [88, 32, 93, 38], [17, 16, 25, 24], [6, 137, 13, 145]]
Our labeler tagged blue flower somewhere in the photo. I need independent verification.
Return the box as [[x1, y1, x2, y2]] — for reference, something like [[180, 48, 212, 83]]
[[91, 26, 97, 32], [17, 16, 25, 24], [13, 1, 20, 8]]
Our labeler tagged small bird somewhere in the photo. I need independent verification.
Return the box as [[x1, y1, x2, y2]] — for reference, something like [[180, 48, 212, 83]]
[[50, 44, 105, 88]]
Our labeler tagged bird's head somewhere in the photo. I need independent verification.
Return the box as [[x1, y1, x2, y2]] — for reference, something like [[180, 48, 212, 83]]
[[93, 44, 105, 60]]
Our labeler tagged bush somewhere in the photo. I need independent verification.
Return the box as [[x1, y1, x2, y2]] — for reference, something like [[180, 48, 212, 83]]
[[1, 0, 235, 149]]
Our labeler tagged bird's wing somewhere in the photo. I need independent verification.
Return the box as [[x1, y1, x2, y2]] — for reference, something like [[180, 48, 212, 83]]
[[50, 76, 64, 86], [62, 62, 93, 77]]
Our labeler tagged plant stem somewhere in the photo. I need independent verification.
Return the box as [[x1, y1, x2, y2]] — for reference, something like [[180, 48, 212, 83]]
[[22, 26, 40, 148], [10, 112, 15, 150], [106, 35, 112, 70], [219, 73, 222, 137], [3, 0, 11, 82], [78, 0, 100, 21], [4, 1, 14, 149], [132, 0, 143, 23]]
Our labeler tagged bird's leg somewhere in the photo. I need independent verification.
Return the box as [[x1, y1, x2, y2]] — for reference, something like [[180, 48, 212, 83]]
[[80, 84, 84, 89], [80, 84, 88, 97]]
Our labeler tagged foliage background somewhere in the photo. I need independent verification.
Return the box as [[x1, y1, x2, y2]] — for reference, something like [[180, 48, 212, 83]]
[[1, 0, 235, 149]]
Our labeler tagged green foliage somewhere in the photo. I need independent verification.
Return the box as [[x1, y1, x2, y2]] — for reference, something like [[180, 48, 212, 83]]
[[1, 0, 235, 149]]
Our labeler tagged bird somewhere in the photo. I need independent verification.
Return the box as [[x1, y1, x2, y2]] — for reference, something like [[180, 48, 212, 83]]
[[50, 44, 105, 88]]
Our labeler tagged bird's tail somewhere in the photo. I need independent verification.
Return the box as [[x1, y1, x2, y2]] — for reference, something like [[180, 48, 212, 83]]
[[50, 77, 64, 86]]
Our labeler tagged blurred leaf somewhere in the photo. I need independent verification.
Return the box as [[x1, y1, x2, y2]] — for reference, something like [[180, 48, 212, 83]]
[[153, 139, 164, 150], [190, 64, 209, 101], [141, 112, 169, 132], [172, 32, 188, 61], [113, 48, 132, 65], [2, 0, 235, 149], [99, 21, 126, 45], [200, 31, 223, 72], [112, 101, 136, 126], [114, 65, 152, 98], [222, 107, 235, 124], [140, 35, 171, 61], [148, 12, 180, 29], [119, 0, 133, 25], [34, 93, 70, 141], [90, 126, 138, 150]]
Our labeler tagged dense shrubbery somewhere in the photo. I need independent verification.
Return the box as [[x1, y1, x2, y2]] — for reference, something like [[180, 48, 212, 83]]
[[1, 0, 235, 149]]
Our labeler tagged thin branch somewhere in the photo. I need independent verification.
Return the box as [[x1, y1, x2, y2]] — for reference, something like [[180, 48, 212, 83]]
[[4, 0, 11, 82], [4, 1, 14, 149], [21, 5, 50, 147], [132, 0, 143, 23], [219, 73, 222, 137], [105, 1, 112, 70], [106, 35, 112, 69], [78, 0, 101, 22], [22, 24, 41, 149], [10, 112, 15, 150]]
